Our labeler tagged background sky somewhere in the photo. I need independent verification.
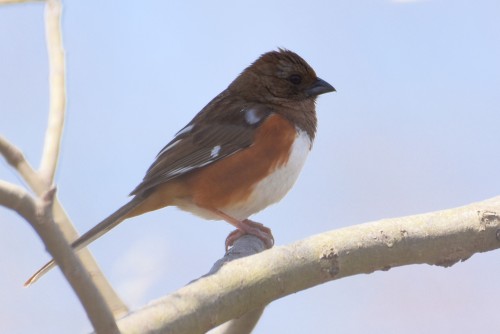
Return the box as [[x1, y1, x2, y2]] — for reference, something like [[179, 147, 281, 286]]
[[1, 0, 500, 333]]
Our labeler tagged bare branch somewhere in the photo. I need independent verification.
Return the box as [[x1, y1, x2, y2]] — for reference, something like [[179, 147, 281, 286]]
[[1, 135, 127, 316], [0, 181, 120, 334], [39, 0, 66, 185], [208, 308, 265, 334], [0, 2, 128, 316], [207, 236, 267, 334], [0, 135, 46, 193], [0, 180, 38, 221], [115, 196, 500, 334], [0, 0, 44, 4]]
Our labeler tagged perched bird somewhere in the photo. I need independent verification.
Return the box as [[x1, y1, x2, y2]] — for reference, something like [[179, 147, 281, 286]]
[[25, 49, 335, 286]]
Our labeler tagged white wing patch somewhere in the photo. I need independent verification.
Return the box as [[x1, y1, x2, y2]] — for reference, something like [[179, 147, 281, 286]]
[[176, 124, 194, 136], [158, 139, 181, 156], [210, 145, 221, 158], [167, 160, 212, 177], [160, 145, 223, 179], [243, 107, 263, 125], [158, 124, 194, 156]]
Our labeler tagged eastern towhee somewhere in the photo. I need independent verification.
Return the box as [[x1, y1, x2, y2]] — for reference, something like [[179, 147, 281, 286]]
[[25, 49, 335, 286]]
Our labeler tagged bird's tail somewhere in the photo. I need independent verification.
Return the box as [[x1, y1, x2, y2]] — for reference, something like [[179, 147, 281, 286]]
[[24, 197, 144, 287]]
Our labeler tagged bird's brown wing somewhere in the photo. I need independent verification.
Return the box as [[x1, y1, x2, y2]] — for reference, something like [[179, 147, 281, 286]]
[[130, 102, 273, 196]]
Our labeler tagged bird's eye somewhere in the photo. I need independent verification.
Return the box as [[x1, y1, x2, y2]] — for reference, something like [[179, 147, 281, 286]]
[[289, 74, 302, 85]]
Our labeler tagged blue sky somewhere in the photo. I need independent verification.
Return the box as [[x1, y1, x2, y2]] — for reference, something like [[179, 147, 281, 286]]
[[1, 0, 500, 333]]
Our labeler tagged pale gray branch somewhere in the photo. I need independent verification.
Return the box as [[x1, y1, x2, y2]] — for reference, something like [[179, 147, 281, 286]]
[[115, 196, 500, 334], [208, 308, 265, 334], [0, 0, 44, 4], [0, 180, 38, 222], [0, 136, 127, 316], [207, 236, 267, 334], [0, 181, 120, 334], [0, 135, 46, 192], [39, 0, 66, 184], [0, 1, 127, 317]]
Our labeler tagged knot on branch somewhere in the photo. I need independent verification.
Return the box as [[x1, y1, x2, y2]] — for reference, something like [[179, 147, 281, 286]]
[[479, 211, 500, 230], [320, 247, 339, 278], [36, 187, 57, 223]]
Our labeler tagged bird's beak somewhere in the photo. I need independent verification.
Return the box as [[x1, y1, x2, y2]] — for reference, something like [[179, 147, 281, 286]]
[[306, 77, 336, 97]]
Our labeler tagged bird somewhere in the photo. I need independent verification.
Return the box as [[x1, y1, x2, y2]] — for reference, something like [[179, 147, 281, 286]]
[[25, 48, 335, 286]]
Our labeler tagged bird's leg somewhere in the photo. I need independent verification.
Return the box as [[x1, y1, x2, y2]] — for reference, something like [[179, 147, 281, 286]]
[[225, 219, 274, 250], [211, 209, 274, 250]]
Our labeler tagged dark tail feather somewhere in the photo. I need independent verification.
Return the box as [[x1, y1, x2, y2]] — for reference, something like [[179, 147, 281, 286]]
[[24, 197, 144, 287]]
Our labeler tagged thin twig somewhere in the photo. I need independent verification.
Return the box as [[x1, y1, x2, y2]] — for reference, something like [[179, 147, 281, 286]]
[[115, 196, 500, 334], [0, 135, 46, 193], [39, 0, 66, 185], [0, 0, 44, 4], [0, 180, 37, 217]]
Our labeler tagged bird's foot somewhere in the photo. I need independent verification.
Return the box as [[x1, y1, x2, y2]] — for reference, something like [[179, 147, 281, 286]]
[[225, 219, 274, 250]]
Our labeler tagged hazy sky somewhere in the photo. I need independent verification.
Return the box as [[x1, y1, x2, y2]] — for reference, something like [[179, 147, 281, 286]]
[[1, 1, 500, 333]]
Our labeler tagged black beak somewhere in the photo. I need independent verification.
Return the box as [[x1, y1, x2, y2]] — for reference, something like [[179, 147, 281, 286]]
[[306, 77, 336, 97]]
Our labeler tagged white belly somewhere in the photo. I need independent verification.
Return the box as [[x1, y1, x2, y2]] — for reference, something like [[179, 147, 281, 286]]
[[223, 129, 312, 220]]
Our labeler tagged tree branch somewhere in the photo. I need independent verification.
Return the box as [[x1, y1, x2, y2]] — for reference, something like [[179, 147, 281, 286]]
[[206, 236, 267, 334], [0, 135, 46, 192], [0, 181, 120, 334], [39, 0, 66, 185], [0, 0, 44, 4], [208, 308, 265, 334], [1, 135, 127, 317], [114, 196, 500, 334], [0, 1, 128, 317]]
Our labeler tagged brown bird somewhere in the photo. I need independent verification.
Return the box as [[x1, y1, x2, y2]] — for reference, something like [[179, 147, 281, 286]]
[[25, 49, 335, 286]]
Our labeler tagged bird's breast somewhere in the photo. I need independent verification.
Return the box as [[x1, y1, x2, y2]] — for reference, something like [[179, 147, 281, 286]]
[[222, 129, 312, 220], [176, 114, 312, 221]]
